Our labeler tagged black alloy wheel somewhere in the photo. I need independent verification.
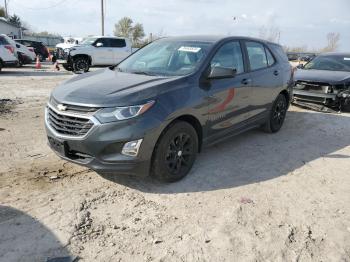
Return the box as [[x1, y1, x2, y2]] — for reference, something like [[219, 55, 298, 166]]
[[152, 121, 198, 182], [73, 57, 90, 73], [263, 93, 287, 133]]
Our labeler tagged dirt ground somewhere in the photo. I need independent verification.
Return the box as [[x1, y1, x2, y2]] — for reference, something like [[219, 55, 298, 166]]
[[0, 64, 349, 262]]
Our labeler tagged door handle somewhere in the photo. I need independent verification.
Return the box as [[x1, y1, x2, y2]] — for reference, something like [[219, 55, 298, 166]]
[[273, 70, 279, 76], [241, 78, 252, 85]]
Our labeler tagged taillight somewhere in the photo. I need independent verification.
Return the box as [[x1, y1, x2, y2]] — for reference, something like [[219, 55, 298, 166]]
[[4, 45, 14, 54], [28, 47, 35, 52]]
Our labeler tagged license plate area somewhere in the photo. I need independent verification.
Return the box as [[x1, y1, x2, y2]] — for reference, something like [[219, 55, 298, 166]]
[[48, 136, 67, 156]]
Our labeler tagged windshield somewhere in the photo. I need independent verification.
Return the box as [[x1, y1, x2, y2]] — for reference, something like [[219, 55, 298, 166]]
[[80, 37, 97, 45], [117, 39, 213, 76], [304, 55, 350, 72]]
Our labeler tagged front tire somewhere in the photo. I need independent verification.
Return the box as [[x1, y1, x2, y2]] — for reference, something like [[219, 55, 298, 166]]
[[262, 93, 287, 133], [152, 121, 198, 182], [73, 57, 90, 73]]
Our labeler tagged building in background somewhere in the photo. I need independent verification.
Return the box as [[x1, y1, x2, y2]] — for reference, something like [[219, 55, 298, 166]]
[[0, 17, 23, 39]]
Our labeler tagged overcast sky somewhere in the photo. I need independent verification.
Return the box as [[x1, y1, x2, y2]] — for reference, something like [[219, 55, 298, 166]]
[[6, 0, 350, 50]]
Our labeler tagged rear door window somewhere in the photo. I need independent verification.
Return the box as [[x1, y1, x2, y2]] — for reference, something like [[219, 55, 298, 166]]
[[109, 38, 126, 48], [246, 41, 268, 70]]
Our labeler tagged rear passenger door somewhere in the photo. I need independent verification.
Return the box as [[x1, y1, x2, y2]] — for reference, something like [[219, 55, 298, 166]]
[[109, 38, 130, 63], [244, 41, 282, 116]]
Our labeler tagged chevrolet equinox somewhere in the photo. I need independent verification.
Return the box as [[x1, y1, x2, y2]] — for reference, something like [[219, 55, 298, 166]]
[[45, 36, 292, 182]]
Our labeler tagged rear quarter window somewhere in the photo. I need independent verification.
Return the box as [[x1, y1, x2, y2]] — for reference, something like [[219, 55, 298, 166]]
[[0, 36, 9, 45], [269, 43, 288, 63]]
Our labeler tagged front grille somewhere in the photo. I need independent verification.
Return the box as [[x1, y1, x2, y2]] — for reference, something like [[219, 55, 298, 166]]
[[55, 47, 68, 60], [50, 98, 99, 115], [295, 81, 330, 94], [47, 106, 94, 137]]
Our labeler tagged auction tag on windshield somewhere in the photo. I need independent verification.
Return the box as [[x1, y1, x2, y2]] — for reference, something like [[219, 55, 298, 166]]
[[344, 57, 350, 61], [178, 46, 201, 53]]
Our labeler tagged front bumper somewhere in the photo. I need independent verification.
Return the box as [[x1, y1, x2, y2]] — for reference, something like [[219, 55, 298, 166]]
[[44, 105, 163, 177]]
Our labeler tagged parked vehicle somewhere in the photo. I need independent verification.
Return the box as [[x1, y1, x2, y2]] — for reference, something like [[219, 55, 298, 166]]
[[15, 39, 49, 61], [57, 36, 132, 72], [54, 37, 82, 60], [300, 53, 316, 62], [45, 36, 293, 182], [0, 35, 18, 71], [293, 52, 350, 111], [287, 52, 299, 61], [1, 34, 35, 66]]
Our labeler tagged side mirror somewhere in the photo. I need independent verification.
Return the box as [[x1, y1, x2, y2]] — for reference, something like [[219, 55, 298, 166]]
[[208, 66, 236, 79], [16, 44, 20, 48], [296, 64, 304, 69], [95, 42, 103, 47]]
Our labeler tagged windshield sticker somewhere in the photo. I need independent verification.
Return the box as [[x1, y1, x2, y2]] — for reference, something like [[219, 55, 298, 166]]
[[344, 57, 350, 61], [178, 46, 201, 53]]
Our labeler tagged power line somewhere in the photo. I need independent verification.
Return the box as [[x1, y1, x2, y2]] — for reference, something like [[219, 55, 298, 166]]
[[11, 0, 69, 10]]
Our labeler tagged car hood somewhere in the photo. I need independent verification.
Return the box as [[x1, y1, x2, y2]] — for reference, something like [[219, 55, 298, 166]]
[[51, 68, 183, 107], [294, 69, 350, 84]]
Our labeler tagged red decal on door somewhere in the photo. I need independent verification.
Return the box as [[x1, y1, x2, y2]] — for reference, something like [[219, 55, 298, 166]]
[[209, 88, 235, 113]]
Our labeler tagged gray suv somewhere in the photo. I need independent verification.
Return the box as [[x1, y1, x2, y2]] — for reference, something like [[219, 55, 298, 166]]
[[45, 36, 293, 182]]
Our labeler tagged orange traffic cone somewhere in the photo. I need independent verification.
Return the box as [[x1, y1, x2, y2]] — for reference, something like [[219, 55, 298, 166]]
[[35, 56, 41, 69]]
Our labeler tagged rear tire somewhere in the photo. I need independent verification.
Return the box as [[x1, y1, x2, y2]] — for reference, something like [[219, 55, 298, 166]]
[[17, 53, 23, 67], [73, 57, 90, 73], [152, 121, 198, 182], [62, 64, 73, 71], [262, 93, 287, 133]]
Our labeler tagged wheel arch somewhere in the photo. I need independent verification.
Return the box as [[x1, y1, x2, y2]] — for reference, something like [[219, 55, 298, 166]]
[[149, 114, 203, 179], [280, 89, 290, 105]]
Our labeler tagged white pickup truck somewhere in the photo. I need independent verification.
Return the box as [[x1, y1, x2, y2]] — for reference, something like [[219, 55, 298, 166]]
[[58, 36, 132, 72]]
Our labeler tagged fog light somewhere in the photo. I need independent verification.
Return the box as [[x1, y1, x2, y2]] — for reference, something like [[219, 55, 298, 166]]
[[121, 139, 143, 156]]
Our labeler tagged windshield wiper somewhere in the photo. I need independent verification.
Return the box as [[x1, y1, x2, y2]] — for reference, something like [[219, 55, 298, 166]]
[[131, 70, 157, 76]]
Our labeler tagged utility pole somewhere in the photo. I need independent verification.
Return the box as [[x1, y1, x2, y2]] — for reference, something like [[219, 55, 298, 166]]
[[101, 0, 104, 36], [4, 0, 8, 18]]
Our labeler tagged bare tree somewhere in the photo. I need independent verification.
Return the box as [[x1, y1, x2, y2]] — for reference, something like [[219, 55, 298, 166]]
[[284, 45, 309, 53], [322, 32, 340, 52], [259, 26, 281, 43]]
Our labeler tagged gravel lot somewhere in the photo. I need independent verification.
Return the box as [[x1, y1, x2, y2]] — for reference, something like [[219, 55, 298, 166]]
[[0, 64, 349, 262]]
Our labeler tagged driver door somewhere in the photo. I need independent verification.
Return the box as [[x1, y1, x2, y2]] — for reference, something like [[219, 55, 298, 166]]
[[94, 38, 114, 65], [206, 40, 253, 142]]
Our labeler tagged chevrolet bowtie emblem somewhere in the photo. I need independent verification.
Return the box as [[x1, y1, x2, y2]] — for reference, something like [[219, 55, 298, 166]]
[[57, 104, 67, 111]]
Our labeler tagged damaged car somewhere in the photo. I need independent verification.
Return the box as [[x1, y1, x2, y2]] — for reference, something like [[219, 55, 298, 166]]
[[293, 52, 350, 111]]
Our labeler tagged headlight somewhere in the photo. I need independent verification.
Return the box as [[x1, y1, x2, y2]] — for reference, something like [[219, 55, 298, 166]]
[[95, 101, 155, 123]]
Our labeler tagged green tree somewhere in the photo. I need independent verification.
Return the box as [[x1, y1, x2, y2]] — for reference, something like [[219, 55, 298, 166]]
[[9, 14, 21, 27], [114, 17, 133, 38], [0, 6, 5, 17], [132, 23, 145, 47]]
